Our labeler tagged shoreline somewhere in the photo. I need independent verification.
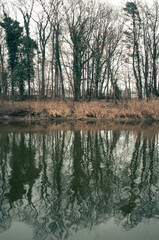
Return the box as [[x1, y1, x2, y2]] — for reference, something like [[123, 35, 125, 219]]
[[0, 99, 159, 124], [0, 114, 157, 124]]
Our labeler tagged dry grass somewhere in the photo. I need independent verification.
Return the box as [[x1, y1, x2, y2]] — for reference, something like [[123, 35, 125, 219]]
[[1, 99, 159, 121], [73, 99, 159, 120]]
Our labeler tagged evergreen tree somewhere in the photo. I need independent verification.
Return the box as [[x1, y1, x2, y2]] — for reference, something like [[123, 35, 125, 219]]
[[0, 12, 23, 96], [19, 36, 37, 97]]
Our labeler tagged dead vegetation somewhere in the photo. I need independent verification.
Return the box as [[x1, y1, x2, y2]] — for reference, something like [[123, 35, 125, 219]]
[[0, 99, 159, 122]]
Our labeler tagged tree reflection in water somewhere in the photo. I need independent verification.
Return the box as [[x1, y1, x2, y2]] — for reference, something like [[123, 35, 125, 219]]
[[0, 129, 159, 239]]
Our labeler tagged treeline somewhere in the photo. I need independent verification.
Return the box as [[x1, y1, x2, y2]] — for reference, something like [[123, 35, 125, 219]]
[[0, 0, 159, 100]]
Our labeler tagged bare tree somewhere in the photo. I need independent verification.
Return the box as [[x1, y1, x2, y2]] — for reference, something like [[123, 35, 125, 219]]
[[124, 2, 143, 99], [65, 0, 95, 101], [92, 5, 113, 98], [140, 4, 150, 98], [148, 1, 159, 96], [33, 0, 53, 97], [52, 0, 65, 98]]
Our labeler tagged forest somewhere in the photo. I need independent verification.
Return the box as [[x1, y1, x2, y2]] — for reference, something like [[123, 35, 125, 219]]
[[0, 0, 159, 101]]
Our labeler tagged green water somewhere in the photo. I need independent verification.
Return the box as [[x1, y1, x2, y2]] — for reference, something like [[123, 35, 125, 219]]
[[0, 126, 159, 240]]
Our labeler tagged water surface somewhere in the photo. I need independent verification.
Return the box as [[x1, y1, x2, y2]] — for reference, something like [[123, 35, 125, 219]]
[[0, 123, 159, 240]]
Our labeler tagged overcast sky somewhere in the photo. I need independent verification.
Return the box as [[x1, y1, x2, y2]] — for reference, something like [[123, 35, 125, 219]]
[[4, 0, 159, 8], [104, 0, 159, 6]]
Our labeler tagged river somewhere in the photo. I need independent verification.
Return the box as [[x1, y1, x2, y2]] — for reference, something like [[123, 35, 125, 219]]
[[0, 122, 159, 240]]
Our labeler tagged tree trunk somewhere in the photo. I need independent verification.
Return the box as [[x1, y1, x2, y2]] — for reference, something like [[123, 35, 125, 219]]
[[51, 32, 55, 97], [41, 48, 45, 97], [73, 51, 82, 101], [152, 39, 157, 95], [55, 26, 65, 98]]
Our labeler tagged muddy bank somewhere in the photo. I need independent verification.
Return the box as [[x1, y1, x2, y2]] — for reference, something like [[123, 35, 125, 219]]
[[0, 110, 156, 124], [0, 99, 159, 123]]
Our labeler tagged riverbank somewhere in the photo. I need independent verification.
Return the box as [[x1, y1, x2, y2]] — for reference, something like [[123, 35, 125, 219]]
[[0, 99, 159, 123]]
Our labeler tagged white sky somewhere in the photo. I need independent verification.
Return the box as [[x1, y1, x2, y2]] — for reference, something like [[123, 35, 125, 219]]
[[5, 0, 159, 6], [2, 0, 159, 24], [104, 0, 159, 6]]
